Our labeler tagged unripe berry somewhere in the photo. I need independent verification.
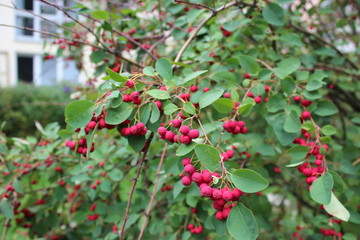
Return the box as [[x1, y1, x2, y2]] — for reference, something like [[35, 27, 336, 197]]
[[188, 129, 200, 139]]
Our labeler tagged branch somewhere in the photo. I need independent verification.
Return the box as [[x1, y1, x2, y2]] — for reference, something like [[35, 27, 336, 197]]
[[0, 24, 143, 68], [173, 0, 253, 66], [174, 0, 215, 12], [119, 132, 154, 240], [1, 218, 10, 240], [291, 24, 359, 70], [137, 143, 168, 240]]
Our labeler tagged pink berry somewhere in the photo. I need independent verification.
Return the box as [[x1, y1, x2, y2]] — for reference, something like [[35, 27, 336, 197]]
[[87, 121, 97, 130], [222, 191, 233, 201], [179, 125, 190, 135], [157, 127, 167, 136], [244, 73, 251, 79], [182, 158, 191, 166], [190, 85, 198, 92], [254, 96, 262, 103], [188, 129, 200, 139], [203, 87, 210, 92], [212, 189, 223, 199], [184, 164, 196, 175], [224, 92, 231, 98], [191, 172, 203, 184], [215, 211, 224, 220], [294, 96, 301, 102], [171, 119, 182, 128], [126, 80, 134, 88], [181, 176, 192, 186], [302, 111, 311, 119]]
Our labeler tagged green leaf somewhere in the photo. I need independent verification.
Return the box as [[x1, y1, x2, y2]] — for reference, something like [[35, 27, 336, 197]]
[[0, 198, 14, 219], [238, 98, 256, 117], [143, 66, 156, 76], [147, 89, 171, 100], [284, 111, 301, 133], [195, 144, 220, 172], [176, 142, 197, 156], [271, 114, 297, 146], [227, 203, 259, 240], [229, 169, 269, 193], [92, 10, 109, 20], [156, 58, 172, 81], [183, 70, 207, 83], [13, 180, 24, 194], [262, 3, 285, 26], [324, 192, 350, 221], [105, 103, 133, 125], [108, 169, 124, 181], [128, 135, 146, 152], [213, 98, 234, 114], [266, 94, 287, 113], [306, 80, 324, 91], [212, 71, 236, 82], [199, 89, 224, 109], [310, 172, 333, 205], [100, 179, 111, 193], [90, 50, 106, 64], [286, 145, 308, 167], [273, 58, 301, 79], [258, 69, 273, 81], [163, 103, 179, 115], [184, 102, 196, 115], [65, 100, 95, 128], [314, 100, 338, 116], [239, 55, 259, 76], [252, 83, 265, 96], [321, 125, 337, 136], [105, 67, 127, 82], [150, 103, 160, 123], [173, 181, 185, 199]]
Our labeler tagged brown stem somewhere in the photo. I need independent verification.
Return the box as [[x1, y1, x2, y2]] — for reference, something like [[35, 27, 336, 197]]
[[173, 0, 253, 66], [119, 132, 154, 240], [174, 0, 215, 12], [137, 143, 168, 240], [1, 218, 10, 240]]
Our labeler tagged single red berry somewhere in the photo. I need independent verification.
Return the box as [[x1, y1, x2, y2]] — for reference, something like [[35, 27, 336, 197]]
[[222, 191, 234, 201], [244, 73, 251, 79], [294, 96, 301, 102], [181, 176, 192, 186], [188, 129, 200, 139], [126, 80, 134, 88], [182, 158, 191, 166], [302, 111, 311, 119], [247, 92, 254, 98], [254, 96, 262, 103], [224, 92, 231, 98], [184, 164, 196, 175], [190, 85, 198, 92]]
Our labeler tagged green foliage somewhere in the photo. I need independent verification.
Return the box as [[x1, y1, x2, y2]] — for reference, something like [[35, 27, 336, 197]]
[[0, 84, 70, 137]]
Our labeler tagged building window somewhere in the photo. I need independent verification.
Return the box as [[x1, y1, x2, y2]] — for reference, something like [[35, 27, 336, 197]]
[[41, 58, 57, 85], [16, 16, 34, 36], [40, 1, 56, 15], [17, 56, 34, 83], [40, 21, 57, 38], [16, 0, 33, 11]]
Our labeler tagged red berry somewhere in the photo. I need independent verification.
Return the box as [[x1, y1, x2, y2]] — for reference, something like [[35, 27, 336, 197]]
[[247, 92, 254, 98], [126, 80, 134, 88], [215, 211, 224, 220], [188, 129, 200, 139], [254, 96, 262, 103], [171, 119, 182, 128], [294, 96, 301, 102], [203, 87, 210, 92], [191, 172, 203, 184], [213, 189, 223, 199], [222, 191, 234, 201], [301, 111, 311, 119], [87, 121, 97, 130], [244, 73, 251, 79], [184, 164, 196, 175], [190, 85, 198, 92], [224, 92, 231, 98], [181, 176, 192, 186], [182, 158, 191, 166]]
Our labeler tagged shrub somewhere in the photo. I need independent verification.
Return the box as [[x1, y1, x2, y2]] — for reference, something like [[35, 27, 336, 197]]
[[0, 84, 71, 137]]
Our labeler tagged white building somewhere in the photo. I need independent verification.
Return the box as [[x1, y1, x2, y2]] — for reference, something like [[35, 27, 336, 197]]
[[0, 0, 81, 87]]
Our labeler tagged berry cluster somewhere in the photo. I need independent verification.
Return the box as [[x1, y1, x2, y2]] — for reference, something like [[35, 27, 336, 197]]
[[120, 122, 148, 136], [123, 91, 142, 105], [320, 228, 342, 237], [65, 138, 95, 157], [223, 120, 248, 134], [180, 158, 243, 221], [187, 224, 204, 234], [157, 122, 200, 145]]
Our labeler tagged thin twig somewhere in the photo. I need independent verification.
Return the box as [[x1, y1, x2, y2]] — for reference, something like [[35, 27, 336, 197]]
[[119, 132, 154, 240], [174, 0, 215, 12], [1, 218, 10, 240], [137, 143, 168, 240], [173, 0, 252, 66]]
